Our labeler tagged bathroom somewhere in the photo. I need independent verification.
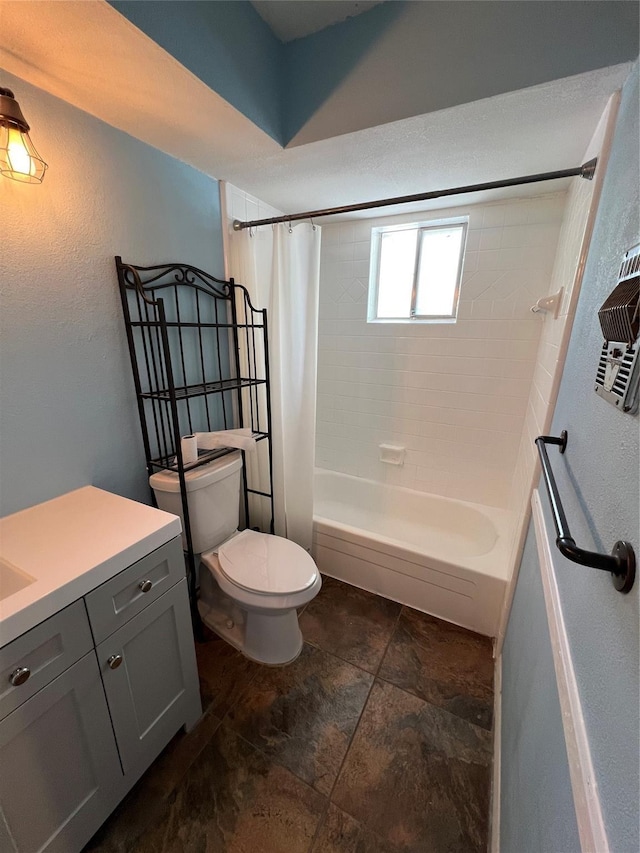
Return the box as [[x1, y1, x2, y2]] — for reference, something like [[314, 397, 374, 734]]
[[1, 2, 638, 852]]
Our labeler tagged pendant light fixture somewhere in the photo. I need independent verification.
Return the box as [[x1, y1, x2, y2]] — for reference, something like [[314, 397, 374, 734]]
[[0, 87, 48, 183]]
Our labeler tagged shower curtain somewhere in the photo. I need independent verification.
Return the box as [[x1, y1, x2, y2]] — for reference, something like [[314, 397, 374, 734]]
[[230, 222, 321, 551]]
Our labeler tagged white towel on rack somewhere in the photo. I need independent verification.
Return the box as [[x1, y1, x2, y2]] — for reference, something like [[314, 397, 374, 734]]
[[195, 429, 257, 453]]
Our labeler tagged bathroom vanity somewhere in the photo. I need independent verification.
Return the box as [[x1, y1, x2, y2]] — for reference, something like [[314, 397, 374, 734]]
[[0, 487, 202, 853]]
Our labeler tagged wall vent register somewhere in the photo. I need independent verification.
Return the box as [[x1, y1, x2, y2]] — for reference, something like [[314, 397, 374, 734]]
[[594, 242, 640, 413]]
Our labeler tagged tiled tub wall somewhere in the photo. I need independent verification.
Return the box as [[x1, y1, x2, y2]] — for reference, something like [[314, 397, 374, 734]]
[[497, 93, 620, 636], [316, 195, 566, 508]]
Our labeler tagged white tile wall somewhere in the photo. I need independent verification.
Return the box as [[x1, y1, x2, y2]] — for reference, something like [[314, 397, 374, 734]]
[[223, 182, 283, 287], [316, 195, 566, 508], [500, 93, 620, 640]]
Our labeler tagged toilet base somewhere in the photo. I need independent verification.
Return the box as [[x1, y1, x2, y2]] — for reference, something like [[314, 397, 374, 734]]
[[197, 572, 305, 666]]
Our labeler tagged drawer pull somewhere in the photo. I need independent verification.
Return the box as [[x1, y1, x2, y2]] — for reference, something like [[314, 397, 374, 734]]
[[9, 666, 31, 686], [107, 654, 123, 670], [138, 579, 153, 593]]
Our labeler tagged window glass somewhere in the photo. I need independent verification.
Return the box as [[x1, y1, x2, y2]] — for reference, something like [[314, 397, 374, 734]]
[[376, 229, 417, 319], [414, 225, 465, 317], [369, 219, 467, 322]]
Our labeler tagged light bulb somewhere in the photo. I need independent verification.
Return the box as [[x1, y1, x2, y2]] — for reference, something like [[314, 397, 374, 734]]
[[0, 87, 48, 183], [6, 127, 32, 177], [0, 124, 47, 183]]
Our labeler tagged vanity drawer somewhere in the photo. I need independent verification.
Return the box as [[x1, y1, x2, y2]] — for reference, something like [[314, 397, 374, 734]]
[[85, 537, 185, 644], [0, 600, 93, 721]]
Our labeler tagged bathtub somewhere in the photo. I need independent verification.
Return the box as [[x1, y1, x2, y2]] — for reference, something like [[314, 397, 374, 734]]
[[312, 469, 513, 637]]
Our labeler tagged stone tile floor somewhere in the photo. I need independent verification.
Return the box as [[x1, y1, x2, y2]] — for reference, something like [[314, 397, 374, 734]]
[[84, 577, 494, 853]]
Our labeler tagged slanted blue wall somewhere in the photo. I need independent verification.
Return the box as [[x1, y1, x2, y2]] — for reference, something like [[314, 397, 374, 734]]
[[282, 1, 404, 143], [110, 0, 401, 146], [500, 61, 639, 852], [110, 1, 638, 147], [284, 1, 639, 145], [111, 0, 285, 143]]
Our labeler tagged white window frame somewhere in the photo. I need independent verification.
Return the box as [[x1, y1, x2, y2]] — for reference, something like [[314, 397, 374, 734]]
[[367, 217, 468, 324]]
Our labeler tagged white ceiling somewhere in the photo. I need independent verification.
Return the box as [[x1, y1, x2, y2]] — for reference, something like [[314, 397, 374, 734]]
[[0, 1, 631, 221], [251, 1, 382, 43], [222, 63, 629, 218]]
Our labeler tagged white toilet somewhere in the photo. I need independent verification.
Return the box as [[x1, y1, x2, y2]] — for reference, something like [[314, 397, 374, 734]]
[[150, 452, 321, 665]]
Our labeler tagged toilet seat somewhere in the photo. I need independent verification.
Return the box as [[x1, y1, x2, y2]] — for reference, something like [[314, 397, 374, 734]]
[[216, 529, 317, 595]]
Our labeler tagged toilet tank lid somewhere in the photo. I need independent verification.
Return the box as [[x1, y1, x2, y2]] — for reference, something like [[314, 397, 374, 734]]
[[149, 451, 242, 494]]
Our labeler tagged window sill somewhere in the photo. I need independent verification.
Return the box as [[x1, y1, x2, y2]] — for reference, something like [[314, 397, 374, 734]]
[[366, 317, 458, 325]]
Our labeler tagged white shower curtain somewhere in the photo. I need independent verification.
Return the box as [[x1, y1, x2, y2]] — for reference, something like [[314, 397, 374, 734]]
[[230, 222, 320, 551]]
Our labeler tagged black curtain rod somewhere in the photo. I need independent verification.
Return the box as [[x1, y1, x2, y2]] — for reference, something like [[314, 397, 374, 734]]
[[233, 158, 597, 231]]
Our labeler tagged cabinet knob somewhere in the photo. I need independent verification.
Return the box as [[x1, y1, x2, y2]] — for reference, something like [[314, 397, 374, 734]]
[[107, 654, 123, 670], [9, 666, 30, 686], [138, 579, 153, 593]]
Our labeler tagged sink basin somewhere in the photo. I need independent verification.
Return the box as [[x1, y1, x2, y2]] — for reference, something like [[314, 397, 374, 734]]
[[0, 557, 36, 601]]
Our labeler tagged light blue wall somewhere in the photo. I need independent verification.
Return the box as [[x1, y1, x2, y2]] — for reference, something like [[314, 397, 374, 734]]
[[110, 0, 285, 143], [501, 526, 581, 853], [0, 71, 225, 517], [500, 62, 639, 852]]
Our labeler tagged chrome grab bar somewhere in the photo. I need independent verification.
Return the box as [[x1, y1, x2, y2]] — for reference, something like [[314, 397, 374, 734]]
[[535, 431, 635, 593]]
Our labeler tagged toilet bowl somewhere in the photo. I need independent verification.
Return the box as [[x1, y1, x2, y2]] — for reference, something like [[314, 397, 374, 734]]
[[149, 452, 321, 665], [199, 529, 321, 664]]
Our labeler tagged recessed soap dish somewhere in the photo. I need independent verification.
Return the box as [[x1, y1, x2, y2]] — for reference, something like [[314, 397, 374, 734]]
[[379, 444, 405, 465]]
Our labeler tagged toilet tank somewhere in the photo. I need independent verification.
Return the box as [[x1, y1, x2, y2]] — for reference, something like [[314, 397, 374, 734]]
[[149, 451, 242, 553]]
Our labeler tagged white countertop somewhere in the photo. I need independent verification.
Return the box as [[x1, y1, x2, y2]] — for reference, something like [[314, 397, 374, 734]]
[[0, 486, 182, 647]]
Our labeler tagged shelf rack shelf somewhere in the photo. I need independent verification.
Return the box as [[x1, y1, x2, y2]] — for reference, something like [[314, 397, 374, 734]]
[[138, 377, 267, 403], [115, 258, 275, 631]]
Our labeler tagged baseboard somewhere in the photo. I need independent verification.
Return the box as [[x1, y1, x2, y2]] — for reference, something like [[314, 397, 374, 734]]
[[489, 651, 502, 853]]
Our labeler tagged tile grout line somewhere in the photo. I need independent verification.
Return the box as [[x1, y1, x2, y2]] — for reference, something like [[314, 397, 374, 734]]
[[307, 604, 405, 853], [122, 701, 231, 851], [321, 603, 493, 851], [305, 674, 376, 853], [134, 648, 265, 835], [210, 714, 336, 853], [379, 605, 404, 672], [372, 606, 496, 734], [203, 639, 378, 853], [93, 702, 226, 853]]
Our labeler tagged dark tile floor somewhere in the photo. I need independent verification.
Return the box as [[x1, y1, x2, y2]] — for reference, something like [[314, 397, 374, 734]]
[[84, 577, 494, 853]]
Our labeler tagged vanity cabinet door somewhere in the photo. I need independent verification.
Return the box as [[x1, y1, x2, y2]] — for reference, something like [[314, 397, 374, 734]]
[[0, 652, 122, 853], [96, 578, 201, 779]]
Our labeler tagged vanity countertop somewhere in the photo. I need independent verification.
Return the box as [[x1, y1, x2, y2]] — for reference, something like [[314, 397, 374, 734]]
[[0, 486, 182, 647]]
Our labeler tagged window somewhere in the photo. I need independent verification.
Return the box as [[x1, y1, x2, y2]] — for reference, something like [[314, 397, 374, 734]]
[[368, 218, 468, 322]]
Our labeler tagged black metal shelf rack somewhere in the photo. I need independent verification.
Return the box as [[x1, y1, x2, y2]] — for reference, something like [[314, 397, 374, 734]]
[[115, 258, 275, 629]]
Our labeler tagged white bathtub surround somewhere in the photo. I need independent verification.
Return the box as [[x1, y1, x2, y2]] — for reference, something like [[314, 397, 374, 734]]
[[224, 183, 321, 551], [497, 93, 621, 649], [316, 194, 565, 509], [313, 469, 511, 636]]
